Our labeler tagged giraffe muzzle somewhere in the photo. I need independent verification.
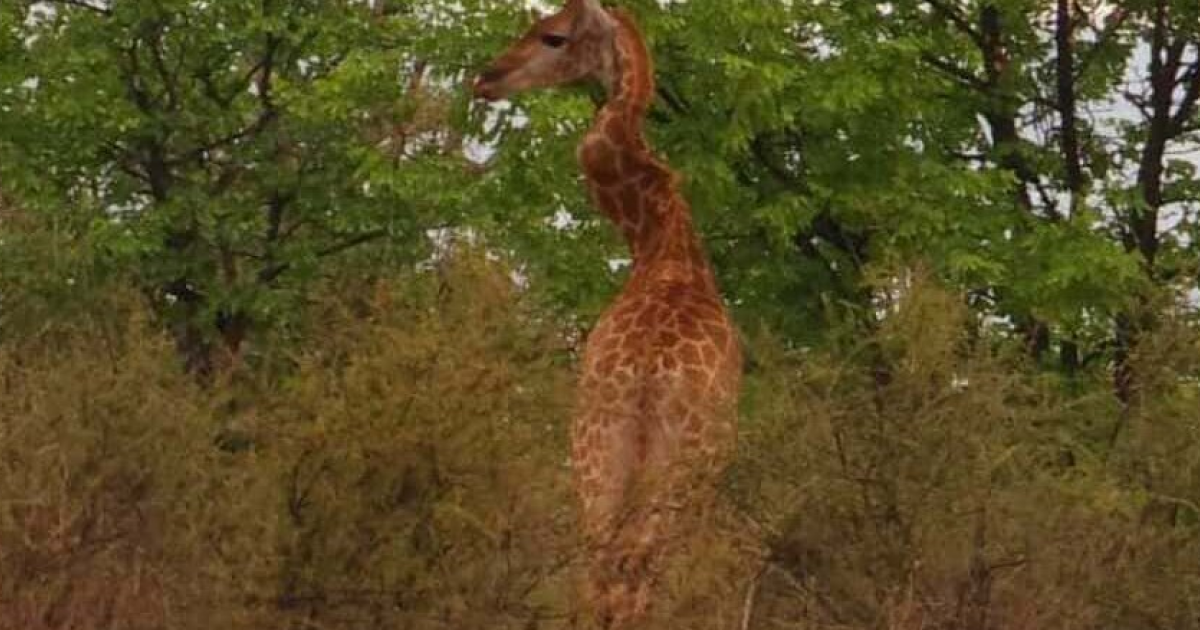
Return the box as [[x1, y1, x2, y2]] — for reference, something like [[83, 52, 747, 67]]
[[472, 68, 510, 101]]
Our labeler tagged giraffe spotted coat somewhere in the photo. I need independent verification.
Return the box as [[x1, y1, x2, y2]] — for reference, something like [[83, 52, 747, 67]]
[[474, 2, 742, 626]]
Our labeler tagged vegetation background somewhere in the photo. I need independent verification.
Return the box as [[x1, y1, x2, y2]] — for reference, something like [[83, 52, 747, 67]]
[[0, 0, 1198, 628]]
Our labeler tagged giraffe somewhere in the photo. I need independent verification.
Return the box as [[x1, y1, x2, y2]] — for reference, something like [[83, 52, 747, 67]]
[[474, 1, 742, 626]]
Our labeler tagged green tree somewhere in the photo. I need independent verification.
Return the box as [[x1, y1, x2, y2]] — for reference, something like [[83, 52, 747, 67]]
[[0, 0, 474, 374], [3, 0, 1198, 393], [470, 0, 1198, 394], [877, 0, 1200, 397]]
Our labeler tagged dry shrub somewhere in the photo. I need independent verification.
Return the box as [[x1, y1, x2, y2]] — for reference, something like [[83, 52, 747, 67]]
[[649, 506, 766, 630], [0, 299, 277, 630], [1102, 302, 1200, 629], [2, 255, 1196, 630], [0, 250, 583, 630], [259, 249, 579, 629], [734, 271, 1200, 630]]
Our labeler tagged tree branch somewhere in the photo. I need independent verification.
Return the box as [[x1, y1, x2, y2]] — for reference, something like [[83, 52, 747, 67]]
[[257, 229, 391, 284], [146, 21, 180, 111], [657, 84, 690, 115], [925, 0, 984, 49], [1129, 0, 1178, 265], [174, 33, 282, 165], [1171, 58, 1200, 135], [45, 0, 111, 16], [1073, 8, 1130, 82], [120, 42, 158, 115], [921, 54, 990, 92], [1055, 0, 1085, 210]]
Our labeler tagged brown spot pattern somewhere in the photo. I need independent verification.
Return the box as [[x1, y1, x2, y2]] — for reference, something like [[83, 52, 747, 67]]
[[476, 3, 742, 628]]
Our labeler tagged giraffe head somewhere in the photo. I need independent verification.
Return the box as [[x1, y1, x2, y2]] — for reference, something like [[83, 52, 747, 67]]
[[473, 0, 617, 101]]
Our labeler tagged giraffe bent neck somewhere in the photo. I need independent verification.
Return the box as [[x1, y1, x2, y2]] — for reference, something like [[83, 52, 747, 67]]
[[600, 10, 654, 116], [578, 10, 716, 292]]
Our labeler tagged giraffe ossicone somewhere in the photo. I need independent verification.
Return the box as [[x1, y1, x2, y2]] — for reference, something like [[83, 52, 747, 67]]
[[475, 3, 743, 627]]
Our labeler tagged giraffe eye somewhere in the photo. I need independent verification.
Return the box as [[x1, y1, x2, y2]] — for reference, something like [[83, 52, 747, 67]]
[[541, 34, 568, 48]]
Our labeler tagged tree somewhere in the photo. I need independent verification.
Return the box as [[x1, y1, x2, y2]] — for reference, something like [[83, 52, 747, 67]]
[[881, 0, 1199, 399], [0, 0, 474, 375], [3, 0, 1197, 395], [473, 0, 1199, 397]]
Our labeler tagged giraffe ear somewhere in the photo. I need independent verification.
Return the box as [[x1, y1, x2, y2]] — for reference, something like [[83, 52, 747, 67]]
[[566, 0, 614, 35]]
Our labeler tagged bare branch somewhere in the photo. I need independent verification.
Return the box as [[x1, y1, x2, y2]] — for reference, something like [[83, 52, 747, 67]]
[[740, 567, 765, 630]]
